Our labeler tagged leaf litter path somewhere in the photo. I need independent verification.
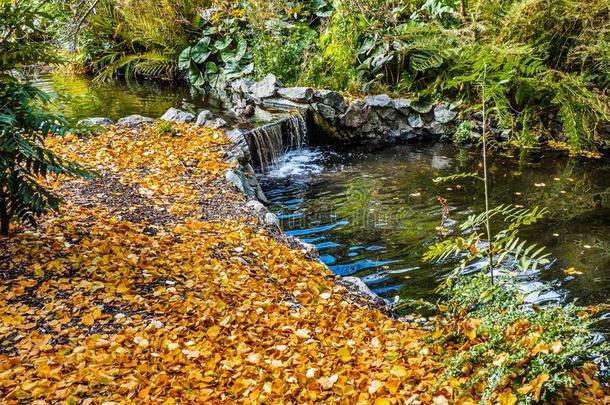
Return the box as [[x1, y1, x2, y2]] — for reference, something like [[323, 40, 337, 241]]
[[0, 124, 606, 404]]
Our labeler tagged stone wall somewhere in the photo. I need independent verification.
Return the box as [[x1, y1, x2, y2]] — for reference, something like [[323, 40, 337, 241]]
[[231, 74, 461, 145]]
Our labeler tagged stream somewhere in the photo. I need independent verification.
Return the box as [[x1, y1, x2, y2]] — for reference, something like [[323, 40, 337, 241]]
[[40, 73, 610, 334]]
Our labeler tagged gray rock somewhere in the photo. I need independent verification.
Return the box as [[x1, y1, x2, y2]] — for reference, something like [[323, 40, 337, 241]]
[[393, 98, 411, 111], [408, 113, 424, 129], [231, 78, 255, 94], [264, 212, 280, 227], [364, 94, 393, 108], [116, 115, 156, 128], [313, 90, 346, 113], [77, 117, 113, 127], [430, 121, 452, 135], [297, 240, 318, 257], [340, 276, 386, 305], [246, 200, 267, 217], [225, 167, 268, 203], [316, 103, 337, 121], [339, 100, 370, 128], [204, 118, 227, 129], [160, 107, 195, 123], [277, 87, 314, 102], [196, 110, 212, 127], [434, 103, 458, 124], [377, 107, 398, 121], [249, 74, 283, 99], [394, 117, 412, 131], [254, 107, 274, 122], [259, 98, 309, 112], [225, 169, 247, 194], [410, 100, 434, 114]]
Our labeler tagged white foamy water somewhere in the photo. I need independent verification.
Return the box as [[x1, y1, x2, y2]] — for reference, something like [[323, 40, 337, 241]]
[[263, 148, 324, 179]]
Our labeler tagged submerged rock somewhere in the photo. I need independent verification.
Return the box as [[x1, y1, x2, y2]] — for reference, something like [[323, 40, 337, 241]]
[[249, 74, 283, 99], [77, 117, 113, 127], [433, 103, 458, 124], [160, 107, 195, 123], [278, 87, 314, 103], [196, 110, 212, 127], [116, 115, 156, 128]]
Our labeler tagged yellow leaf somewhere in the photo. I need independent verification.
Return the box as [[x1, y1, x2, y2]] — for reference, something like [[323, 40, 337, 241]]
[[337, 347, 352, 363], [390, 364, 408, 378], [207, 325, 221, 338], [81, 314, 94, 326], [496, 390, 517, 405], [374, 399, 391, 405]]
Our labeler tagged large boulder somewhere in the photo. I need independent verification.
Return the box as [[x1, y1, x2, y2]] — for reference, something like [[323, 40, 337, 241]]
[[196, 110, 212, 127], [313, 90, 346, 113], [116, 115, 156, 128], [77, 117, 113, 127], [339, 100, 370, 128], [434, 103, 458, 124], [160, 107, 195, 123], [277, 87, 314, 103], [249, 74, 283, 99]]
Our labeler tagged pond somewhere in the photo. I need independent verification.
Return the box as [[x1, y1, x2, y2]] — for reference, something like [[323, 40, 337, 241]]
[[34, 72, 237, 124], [39, 73, 610, 333], [259, 144, 610, 332]]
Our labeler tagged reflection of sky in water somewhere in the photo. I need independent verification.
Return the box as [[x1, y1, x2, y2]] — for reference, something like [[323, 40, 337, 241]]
[[261, 143, 610, 333]]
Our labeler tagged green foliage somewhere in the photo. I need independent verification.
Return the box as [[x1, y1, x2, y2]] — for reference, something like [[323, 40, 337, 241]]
[[435, 272, 607, 404], [178, 3, 253, 88], [251, 24, 317, 85], [155, 120, 176, 136], [78, 0, 204, 81], [0, 0, 89, 235], [75, 0, 609, 150]]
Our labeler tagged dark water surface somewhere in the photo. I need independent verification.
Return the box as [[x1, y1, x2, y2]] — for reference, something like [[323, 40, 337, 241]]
[[260, 144, 610, 330]]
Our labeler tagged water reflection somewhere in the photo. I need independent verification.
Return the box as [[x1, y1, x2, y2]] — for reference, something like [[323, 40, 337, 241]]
[[261, 144, 610, 332]]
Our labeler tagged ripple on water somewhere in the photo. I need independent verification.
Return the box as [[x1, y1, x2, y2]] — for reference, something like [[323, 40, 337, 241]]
[[262, 143, 610, 338]]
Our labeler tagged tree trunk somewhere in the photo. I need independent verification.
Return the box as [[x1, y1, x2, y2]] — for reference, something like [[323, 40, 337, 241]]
[[0, 190, 9, 236]]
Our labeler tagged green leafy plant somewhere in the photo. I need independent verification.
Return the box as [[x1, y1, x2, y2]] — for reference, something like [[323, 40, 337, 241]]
[[178, 3, 253, 88], [399, 66, 609, 403], [0, 0, 90, 236]]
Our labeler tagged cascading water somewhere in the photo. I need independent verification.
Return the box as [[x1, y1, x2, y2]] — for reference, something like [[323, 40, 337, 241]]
[[246, 113, 308, 172]]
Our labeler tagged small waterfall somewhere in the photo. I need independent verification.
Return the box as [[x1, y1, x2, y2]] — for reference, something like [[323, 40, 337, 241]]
[[246, 113, 308, 172]]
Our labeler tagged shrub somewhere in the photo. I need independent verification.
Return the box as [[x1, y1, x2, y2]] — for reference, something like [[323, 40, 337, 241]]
[[0, 0, 89, 235]]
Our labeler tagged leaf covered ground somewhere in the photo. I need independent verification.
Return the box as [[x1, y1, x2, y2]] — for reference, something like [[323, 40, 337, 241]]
[[0, 124, 608, 404]]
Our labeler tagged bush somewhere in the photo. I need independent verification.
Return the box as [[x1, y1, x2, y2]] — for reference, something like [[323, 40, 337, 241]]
[[0, 0, 89, 235]]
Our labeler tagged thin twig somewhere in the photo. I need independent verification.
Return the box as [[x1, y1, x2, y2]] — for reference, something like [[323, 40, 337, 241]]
[[481, 63, 494, 284], [72, 0, 100, 48]]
